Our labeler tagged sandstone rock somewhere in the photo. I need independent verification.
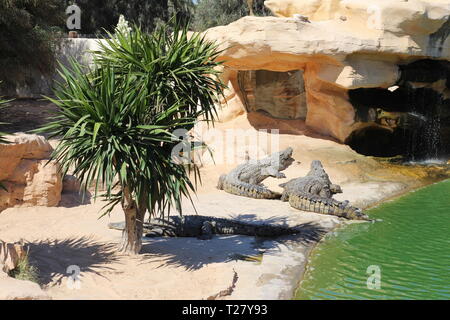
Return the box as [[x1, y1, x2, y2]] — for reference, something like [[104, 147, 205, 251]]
[[11, 134, 53, 159], [203, 0, 450, 143], [0, 240, 26, 273], [0, 134, 62, 212], [316, 56, 399, 89], [22, 160, 62, 206], [304, 67, 356, 141], [266, 0, 339, 21], [0, 275, 49, 300], [62, 175, 81, 193], [217, 94, 246, 123], [265, 0, 450, 36], [205, 15, 450, 67], [339, 0, 450, 35]]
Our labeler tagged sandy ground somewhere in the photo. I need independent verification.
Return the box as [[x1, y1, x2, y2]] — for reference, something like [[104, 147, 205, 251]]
[[0, 193, 341, 300], [1, 107, 449, 300]]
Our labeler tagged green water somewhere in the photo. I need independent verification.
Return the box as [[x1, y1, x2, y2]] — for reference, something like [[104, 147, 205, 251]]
[[296, 180, 450, 300]]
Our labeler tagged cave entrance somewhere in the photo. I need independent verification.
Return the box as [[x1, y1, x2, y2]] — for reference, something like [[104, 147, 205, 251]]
[[237, 70, 307, 120], [346, 59, 450, 161]]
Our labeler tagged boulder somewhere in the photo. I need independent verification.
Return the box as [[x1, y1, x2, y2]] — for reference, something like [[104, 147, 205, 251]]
[[265, 0, 450, 36], [0, 240, 47, 300], [0, 240, 26, 273], [62, 175, 81, 193], [0, 134, 62, 212], [316, 56, 400, 89], [0, 273, 49, 300]]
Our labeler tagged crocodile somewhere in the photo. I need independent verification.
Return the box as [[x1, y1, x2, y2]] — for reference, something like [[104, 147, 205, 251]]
[[108, 215, 301, 240], [217, 147, 295, 199], [280, 160, 369, 221]]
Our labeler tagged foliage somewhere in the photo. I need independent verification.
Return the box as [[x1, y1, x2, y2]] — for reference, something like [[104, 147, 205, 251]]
[[37, 22, 225, 252], [0, 83, 10, 190], [0, 0, 65, 90], [115, 15, 132, 37], [65, 0, 195, 35], [0, 96, 9, 144], [8, 255, 39, 284], [65, 0, 272, 35], [192, 0, 272, 31]]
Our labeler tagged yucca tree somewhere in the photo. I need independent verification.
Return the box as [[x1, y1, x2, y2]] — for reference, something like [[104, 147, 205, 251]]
[[38, 23, 225, 254]]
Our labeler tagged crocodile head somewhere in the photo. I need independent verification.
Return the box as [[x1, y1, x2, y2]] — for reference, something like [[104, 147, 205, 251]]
[[330, 184, 343, 194], [353, 208, 371, 221], [277, 147, 295, 171]]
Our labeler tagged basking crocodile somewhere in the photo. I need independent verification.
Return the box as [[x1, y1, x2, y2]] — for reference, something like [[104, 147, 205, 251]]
[[108, 215, 300, 240], [280, 160, 369, 221], [217, 147, 295, 199]]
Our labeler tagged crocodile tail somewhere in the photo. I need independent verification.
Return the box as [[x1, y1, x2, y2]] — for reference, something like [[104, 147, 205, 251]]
[[252, 224, 299, 237], [217, 174, 227, 190], [288, 194, 369, 220], [222, 181, 281, 199]]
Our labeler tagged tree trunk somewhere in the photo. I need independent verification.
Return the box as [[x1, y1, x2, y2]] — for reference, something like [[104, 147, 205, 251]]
[[118, 186, 145, 255]]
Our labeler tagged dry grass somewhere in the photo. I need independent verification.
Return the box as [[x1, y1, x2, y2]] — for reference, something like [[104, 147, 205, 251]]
[[8, 255, 39, 284]]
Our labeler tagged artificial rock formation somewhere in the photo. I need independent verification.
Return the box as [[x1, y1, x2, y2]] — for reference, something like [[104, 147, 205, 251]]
[[0, 274, 48, 300], [0, 240, 26, 273], [0, 240, 48, 300], [204, 0, 450, 153], [265, 0, 450, 36], [0, 134, 62, 212]]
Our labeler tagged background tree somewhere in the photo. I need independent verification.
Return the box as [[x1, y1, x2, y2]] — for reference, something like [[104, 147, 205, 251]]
[[0, 90, 8, 144], [67, 0, 270, 35], [0, 87, 11, 190], [38, 23, 225, 254], [66, 0, 195, 35], [191, 0, 272, 31], [0, 0, 65, 93]]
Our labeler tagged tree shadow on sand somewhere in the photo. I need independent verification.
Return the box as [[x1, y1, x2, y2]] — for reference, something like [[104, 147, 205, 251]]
[[26, 236, 120, 286], [58, 191, 92, 208], [139, 214, 326, 271]]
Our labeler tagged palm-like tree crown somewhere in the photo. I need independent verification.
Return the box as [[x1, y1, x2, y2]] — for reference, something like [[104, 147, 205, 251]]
[[39, 22, 225, 220]]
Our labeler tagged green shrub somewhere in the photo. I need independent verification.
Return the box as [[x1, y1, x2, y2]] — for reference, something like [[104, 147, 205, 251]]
[[0, 0, 65, 91], [0, 104, 6, 144], [0, 85, 8, 189], [0, 83, 11, 144], [8, 255, 39, 284], [64, 0, 195, 35], [192, 0, 271, 31]]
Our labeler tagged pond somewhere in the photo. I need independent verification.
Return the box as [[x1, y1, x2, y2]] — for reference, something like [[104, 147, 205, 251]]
[[295, 180, 450, 300]]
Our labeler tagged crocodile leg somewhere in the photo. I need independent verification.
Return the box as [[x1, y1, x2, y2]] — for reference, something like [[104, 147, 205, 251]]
[[222, 181, 281, 199], [198, 221, 214, 240]]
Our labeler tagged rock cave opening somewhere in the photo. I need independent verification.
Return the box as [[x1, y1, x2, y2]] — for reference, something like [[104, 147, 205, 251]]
[[346, 59, 450, 161], [237, 69, 308, 120]]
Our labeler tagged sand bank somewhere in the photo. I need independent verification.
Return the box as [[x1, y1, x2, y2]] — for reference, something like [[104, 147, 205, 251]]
[[1, 114, 449, 300]]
